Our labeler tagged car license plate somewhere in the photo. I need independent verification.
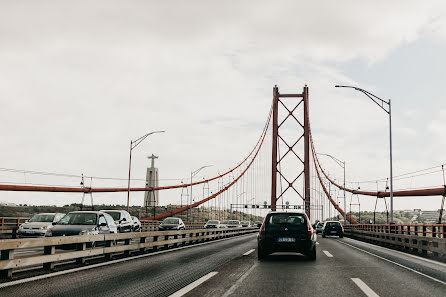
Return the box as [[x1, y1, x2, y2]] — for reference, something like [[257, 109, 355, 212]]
[[277, 237, 295, 243], [330, 231, 337, 234]]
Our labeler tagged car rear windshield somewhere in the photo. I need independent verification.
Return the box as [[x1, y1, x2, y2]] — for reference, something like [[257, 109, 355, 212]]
[[29, 214, 55, 223], [163, 218, 179, 224], [267, 213, 306, 226], [229, 220, 239, 224], [326, 222, 341, 227], [103, 211, 121, 221], [207, 220, 219, 224], [57, 213, 97, 225]]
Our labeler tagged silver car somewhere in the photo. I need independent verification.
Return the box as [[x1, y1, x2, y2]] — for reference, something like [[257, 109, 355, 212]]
[[100, 209, 134, 233], [18, 213, 65, 237], [204, 220, 223, 229], [47, 211, 118, 236], [222, 220, 242, 228]]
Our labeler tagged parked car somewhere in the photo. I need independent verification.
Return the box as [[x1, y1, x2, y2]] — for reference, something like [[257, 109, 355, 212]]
[[257, 211, 316, 260], [204, 220, 222, 229], [131, 216, 142, 232], [158, 217, 185, 230], [47, 211, 117, 236], [221, 220, 242, 228], [18, 213, 65, 237], [253, 221, 263, 228], [315, 222, 324, 234], [322, 221, 344, 238], [99, 209, 133, 233], [241, 221, 251, 227]]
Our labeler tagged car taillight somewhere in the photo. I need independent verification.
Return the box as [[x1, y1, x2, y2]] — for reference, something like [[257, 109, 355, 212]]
[[259, 224, 265, 234], [307, 224, 313, 235]]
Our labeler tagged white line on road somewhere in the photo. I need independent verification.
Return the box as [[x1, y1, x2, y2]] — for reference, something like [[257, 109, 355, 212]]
[[322, 250, 333, 258], [168, 272, 218, 297], [316, 242, 319, 245], [338, 240, 446, 285], [243, 249, 255, 256], [0, 233, 256, 289], [342, 237, 446, 268], [351, 278, 380, 297], [221, 263, 257, 297]]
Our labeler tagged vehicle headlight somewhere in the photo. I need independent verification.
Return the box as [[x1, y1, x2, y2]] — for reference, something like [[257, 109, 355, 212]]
[[40, 226, 47, 230], [79, 230, 90, 235], [19, 225, 24, 230], [45, 230, 52, 237]]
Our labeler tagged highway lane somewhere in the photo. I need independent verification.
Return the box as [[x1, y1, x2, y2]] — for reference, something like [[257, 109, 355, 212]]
[[0, 233, 258, 297], [2, 234, 445, 297], [184, 236, 446, 297]]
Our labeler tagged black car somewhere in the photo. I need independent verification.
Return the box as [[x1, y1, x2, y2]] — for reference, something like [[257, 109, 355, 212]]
[[47, 211, 117, 236], [322, 221, 344, 238], [257, 212, 316, 260], [158, 217, 185, 230]]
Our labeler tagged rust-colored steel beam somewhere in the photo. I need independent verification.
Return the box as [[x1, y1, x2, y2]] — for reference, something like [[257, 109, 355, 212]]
[[279, 94, 304, 98], [271, 85, 279, 211], [303, 85, 311, 218]]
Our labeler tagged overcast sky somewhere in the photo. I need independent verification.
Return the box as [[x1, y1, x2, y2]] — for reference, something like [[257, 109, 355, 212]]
[[1, 1, 446, 212]]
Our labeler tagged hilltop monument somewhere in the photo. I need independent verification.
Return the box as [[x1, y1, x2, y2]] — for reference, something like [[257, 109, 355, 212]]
[[144, 154, 159, 207]]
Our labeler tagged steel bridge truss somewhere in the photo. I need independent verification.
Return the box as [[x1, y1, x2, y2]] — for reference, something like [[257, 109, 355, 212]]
[[271, 85, 310, 218]]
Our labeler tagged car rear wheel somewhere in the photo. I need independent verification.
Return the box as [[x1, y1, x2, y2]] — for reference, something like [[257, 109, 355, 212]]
[[322, 234, 326, 238], [339, 234, 344, 238], [258, 246, 266, 260], [307, 247, 316, 260]]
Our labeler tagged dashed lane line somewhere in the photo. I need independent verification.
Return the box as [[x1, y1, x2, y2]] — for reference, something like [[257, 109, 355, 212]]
[[168, 272, 218, 297], [243, 249, 255, 256], [351, 278, 380, 297], [322, 250, 333, 258]]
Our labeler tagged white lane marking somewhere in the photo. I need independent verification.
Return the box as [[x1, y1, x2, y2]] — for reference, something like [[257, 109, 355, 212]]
[[316, 242, 319, 245], [338, 240, 446, 285], [342, 237, 446, 268], [351, 278, 380, 297], [243, 249, 255, 256], [0, 233, 256, 289], [168, 272, 218, 297], [322, 250, 333, 258], [221, 263, 257, 297]]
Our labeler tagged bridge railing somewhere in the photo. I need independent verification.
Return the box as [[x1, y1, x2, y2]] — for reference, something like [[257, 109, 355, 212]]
[[0, 227, 258, 278], [0, 217, 30, 228], [344, 224, 446, 261], [344, 223, 446, 238], [141, 220, 213, 231]]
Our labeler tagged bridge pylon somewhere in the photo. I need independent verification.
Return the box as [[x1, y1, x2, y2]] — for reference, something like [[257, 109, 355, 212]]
[[271, 85, 311, 218]]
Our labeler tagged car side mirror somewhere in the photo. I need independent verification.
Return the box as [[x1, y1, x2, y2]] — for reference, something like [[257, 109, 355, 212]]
[[121, 218, 126, 222], [100, 222, 107, 227], [25, 220, 29, 223], [52, 222, 56, 225]]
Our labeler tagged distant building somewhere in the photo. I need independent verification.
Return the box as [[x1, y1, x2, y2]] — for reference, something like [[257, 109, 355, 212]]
[[0, 201, 17, 207]]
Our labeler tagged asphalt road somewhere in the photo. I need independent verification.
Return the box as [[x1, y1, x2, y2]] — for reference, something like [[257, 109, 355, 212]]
[[1, 234, 445, 297]]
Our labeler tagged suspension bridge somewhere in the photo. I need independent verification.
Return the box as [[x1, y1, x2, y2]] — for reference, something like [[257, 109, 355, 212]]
[[0, 85, 445, 297]]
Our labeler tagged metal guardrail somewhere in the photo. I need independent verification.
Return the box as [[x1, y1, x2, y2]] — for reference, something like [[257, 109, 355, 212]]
[[344, 223, 446, 238], [344, 224, 446, 261], [0, 217, 30, 228], [141, 220, 211, 231], [0, 227, 258, 278]]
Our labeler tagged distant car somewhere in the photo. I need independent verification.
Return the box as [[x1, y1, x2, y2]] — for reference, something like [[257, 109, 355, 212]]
[[322, 221, 344, 238], [47, 211, 117, 236], [204, 220, 222, 229], [99, 209, 134, 233], [257, 211, 316, 260], [315, 222, 324, 234], [221, 220, 242, 228], [253, 221, 263, 228], [158, 217, 185, 230], [131, 216, 141, 232], [18, 213, 65, 237], [241, 221, 251, 227]]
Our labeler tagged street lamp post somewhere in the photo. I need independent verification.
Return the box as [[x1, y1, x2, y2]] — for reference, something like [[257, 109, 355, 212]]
[[189, 165, 213, 222], [335, 85, 394, 223], [127, 130, 165, 212], [317, 153, 346, 225]]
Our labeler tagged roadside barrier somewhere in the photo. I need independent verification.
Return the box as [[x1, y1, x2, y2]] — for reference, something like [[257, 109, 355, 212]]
[[344, 224, 446, 261], [0, 227, 258, 278]]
